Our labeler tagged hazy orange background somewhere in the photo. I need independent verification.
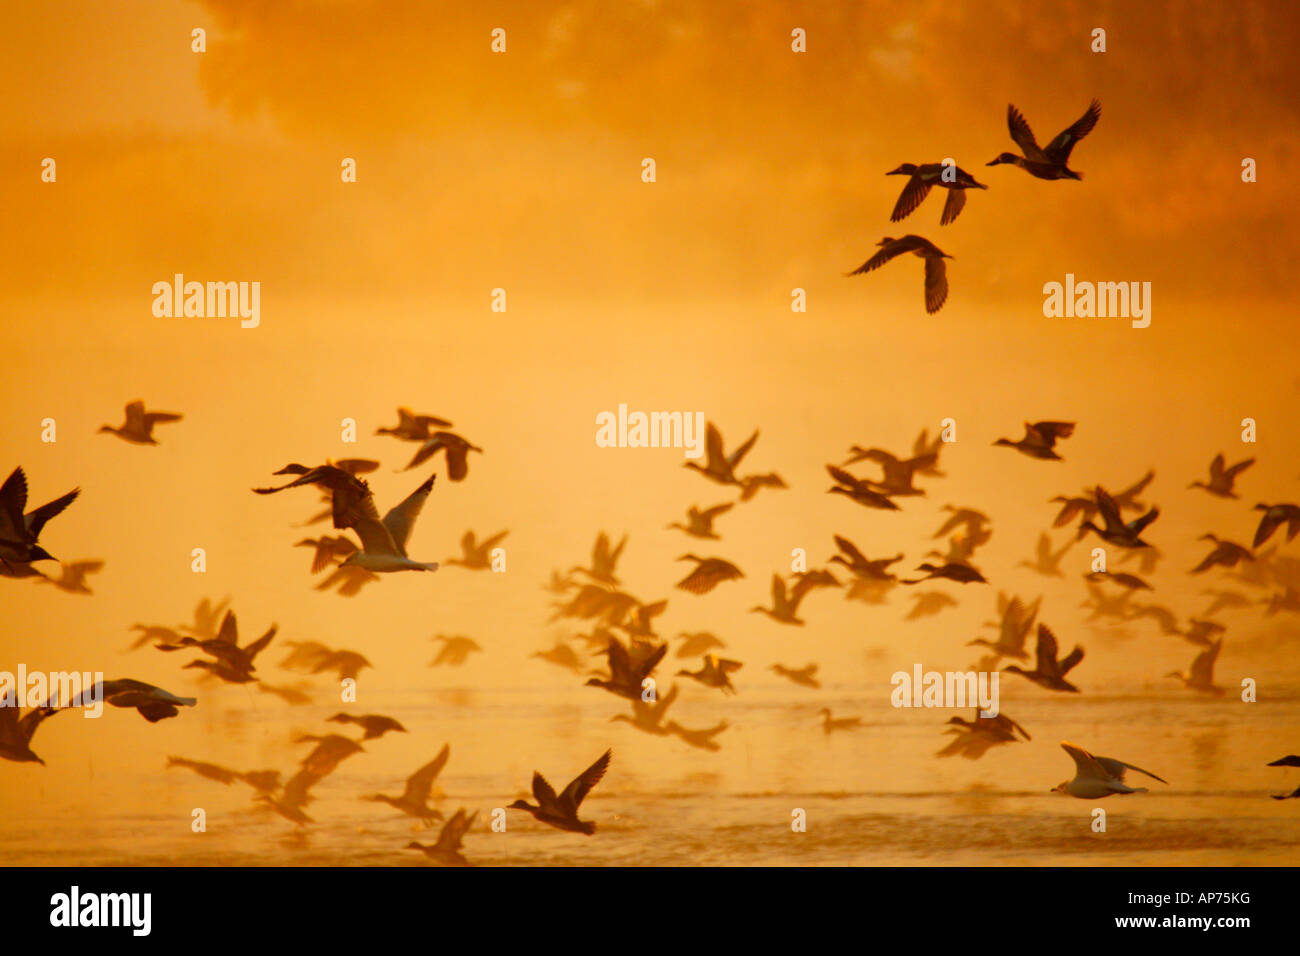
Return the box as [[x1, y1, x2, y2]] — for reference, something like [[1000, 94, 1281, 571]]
[[2, 1, 1299, 860]]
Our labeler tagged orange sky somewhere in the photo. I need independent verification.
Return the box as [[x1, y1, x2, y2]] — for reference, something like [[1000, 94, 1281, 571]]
[[3, 0, 1300, 844]]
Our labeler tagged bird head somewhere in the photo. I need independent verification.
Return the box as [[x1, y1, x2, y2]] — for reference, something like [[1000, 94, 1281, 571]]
[[1050, 782, 1069, 794], [886, 163, 917, 176], [986, 153, 1019, 166], [506, 799, 532, 811]]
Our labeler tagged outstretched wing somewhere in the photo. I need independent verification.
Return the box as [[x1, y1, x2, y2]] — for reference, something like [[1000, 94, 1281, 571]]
[[890, 174, 933, 222], [923, 257, 948, 314], [1044, 99, 1101, 164], [26, 488, 80, 537], [939, 185, 966, 226], [1006, 104, 1046, 161], [404, 744, 452, 803], [1095, 754, 1166, 785], [383, 476, 435, 554], [848, 241, 909, 276], [560, 749, 611, 809]]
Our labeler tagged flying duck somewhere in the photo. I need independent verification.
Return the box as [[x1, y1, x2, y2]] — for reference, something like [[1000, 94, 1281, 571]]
[[750, 573, 829, 626], [402, 430, 482, 480], [668, 504, 734, 539], [1253, 503, 1300, 548], [771, 663, 821, 688], [376, 407, 452, 442], [1191, 535, 1254, 574], [98, 400, 182, 445], [987, 100, 1101, 180], [886, 162, 988, 225], [1003, 624, 1084, 692], [847, 235, 952, 314], [328, 712, 408, 740], [1188, 454, 1254, 498], [676, 654, 742, 695], [675, 554, 745, 594], [406, 808, 476, 865], [429, 635, 483, 667], [33, 560, 103, 595], [902, 562, 987, 585], [826, 465, 900, 510], [1079, 486, 1159, 549], [1018, 533, 1072, 577], [0, 467, 79, 569], [993, 421, 1075, 460], [1166, 638, 1224, 695], [829, 535, 903, 581], [445, 529, 509, 570], [570, 532, 627, 586], [365, 745, 451, 824], [610, 683, 679, 736], [586, 635, 668, 701], [508, 749, 611, 835]]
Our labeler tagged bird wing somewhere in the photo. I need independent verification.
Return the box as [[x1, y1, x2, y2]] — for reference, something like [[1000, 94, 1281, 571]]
[[1044, 99, 1101, 164], [1095, 755, 1166, 785], [1223, 458, 1255, 480], [215, 611, 238, 645], [939, 185, 966, 225], [404, 434, 446, 471], [143, 411, 182, 426], [700, 502, 733, 521], [1118, 469, 1155, 502], [1031, 421, 1076, 446], [1190, 640, 1221, 684], [727, 430, 760, 470], [25, 488, 80, 538], [1006, 104, 1046, 161], [434, 808, 472, 852], [1057, 643, 1085, 676], [1060, 741, 1110, 781], [444, 440, 471, 481], [636, 642, 669, 681], [382, 476, 435, 554], [890, 174, 934, 222], [1255, 511, 1284, 548], [480, 530, 510, 551], [560, 749, 611, 809], [702, 423, 727, 474], [650, 682, 679, 720], [1035, 624, 1061, 676], [834, 535, 867, 567], [826, 465, 861, 489], [404, 744, 451, 803], [923, 257, 949, 313], [848, 240, 909, 276], [1208, 453, 1226, 480], [0, 468, 29, 542], [124, 401, 147, 429], [242, 625, 278, 663], [1094, 487, 1125, 533], [1128, 507, 1160, 535], [605, 636, 632, 683]]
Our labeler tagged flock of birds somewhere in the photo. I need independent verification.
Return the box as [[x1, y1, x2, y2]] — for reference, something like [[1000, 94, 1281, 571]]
[[5, 388, 1300, 863], [849, 99, 1102, 313]]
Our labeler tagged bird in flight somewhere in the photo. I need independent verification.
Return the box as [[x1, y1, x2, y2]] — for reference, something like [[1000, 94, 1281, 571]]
[[987, 99, 1101, 180]]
